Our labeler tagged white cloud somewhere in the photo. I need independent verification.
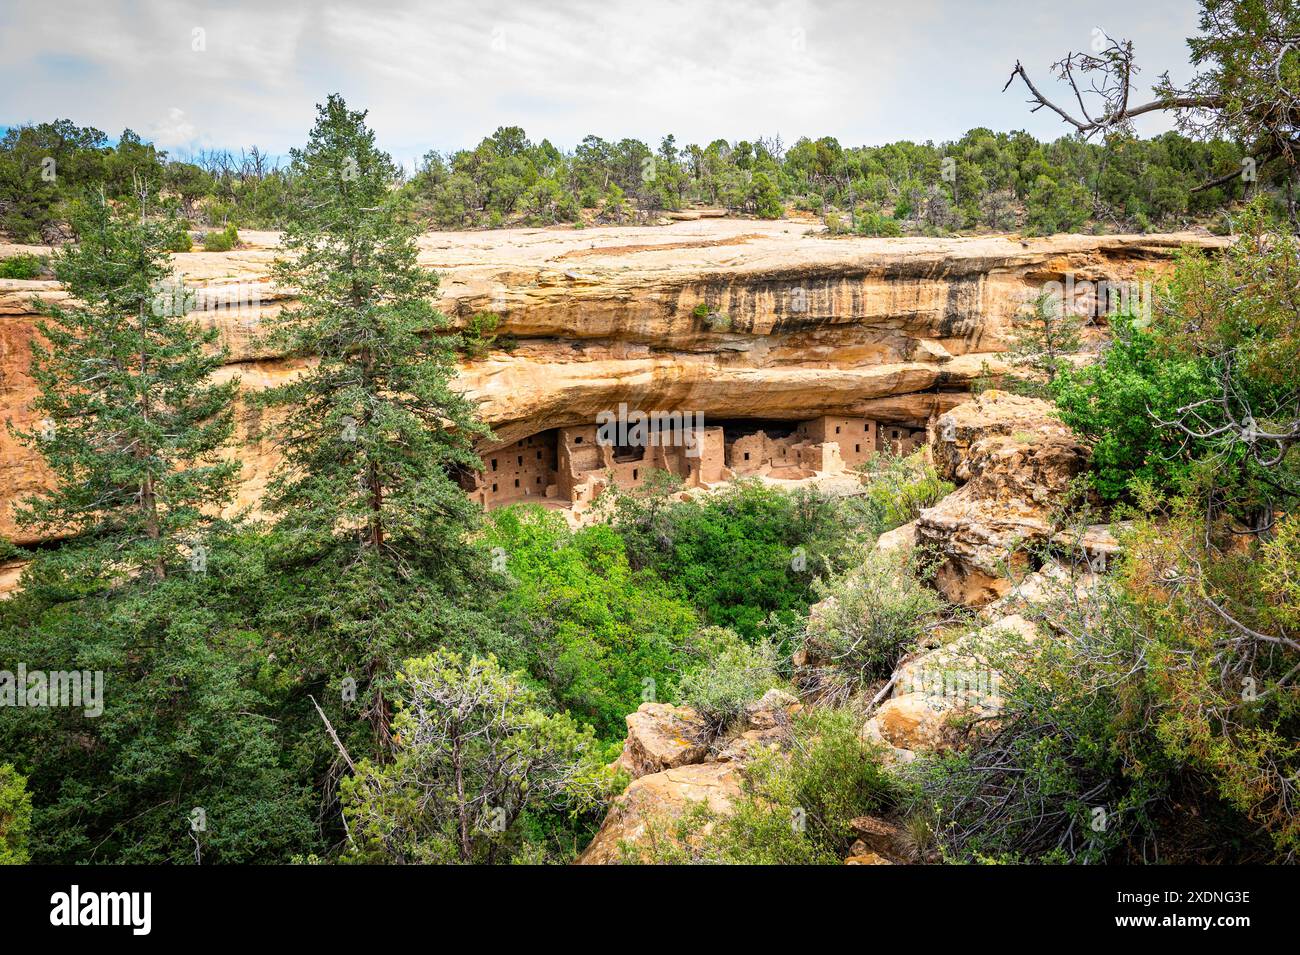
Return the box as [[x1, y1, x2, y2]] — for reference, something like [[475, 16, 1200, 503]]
[[0, 0, 1203, 158]]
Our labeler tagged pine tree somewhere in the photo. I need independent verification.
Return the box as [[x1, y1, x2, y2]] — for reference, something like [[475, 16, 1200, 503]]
[[260, 95, 497, 752], [12, 189, 239, 584]]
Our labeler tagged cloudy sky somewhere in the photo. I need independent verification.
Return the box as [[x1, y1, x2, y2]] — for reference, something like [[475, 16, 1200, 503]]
[[1, 0, 1204, 166]]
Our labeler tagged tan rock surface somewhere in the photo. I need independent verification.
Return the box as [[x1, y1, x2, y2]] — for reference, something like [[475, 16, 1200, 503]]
[[1, 222, 1213, 544], [580, 689, 798, 863], [863, 614, 1039, 756], [918, 391, 1092, 606], [575, 761, 741, 864], [614, 702, 708, 779]]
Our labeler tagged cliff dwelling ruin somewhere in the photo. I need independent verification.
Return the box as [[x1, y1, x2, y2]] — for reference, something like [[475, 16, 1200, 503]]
[[458, 414, 927, 511]]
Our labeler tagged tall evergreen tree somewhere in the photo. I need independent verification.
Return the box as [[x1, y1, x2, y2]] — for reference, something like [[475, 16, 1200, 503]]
[[13, 189, 239, 583], [260, 95, 497, 752]]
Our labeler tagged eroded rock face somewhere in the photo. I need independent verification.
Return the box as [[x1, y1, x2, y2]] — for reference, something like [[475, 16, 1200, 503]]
[[917, 391, 1092, 607], [614, 702, 709, 779], [0, 223, 1213, 545], [862, 613, 1039, 759], [875, 520, 918, 554], [576, 761, 741, 865], [580, 689, 799, 863]]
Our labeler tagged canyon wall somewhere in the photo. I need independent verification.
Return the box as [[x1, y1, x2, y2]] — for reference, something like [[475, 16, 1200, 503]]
[[0, 218, 1223, 545]]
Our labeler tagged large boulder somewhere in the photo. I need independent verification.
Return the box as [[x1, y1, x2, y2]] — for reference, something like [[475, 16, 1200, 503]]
[[875, 520, 917, 554], [918, 391, 1091, 607], [863, 614, 1038, 757], [848, 815, 918, 862], [979, 556, 1101, 623], [581, 690, 799, 863], [614, 702, 708, 779], [576, 761, 742, 864]]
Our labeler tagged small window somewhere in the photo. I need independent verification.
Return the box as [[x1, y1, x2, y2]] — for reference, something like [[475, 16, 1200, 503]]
[[536, 476, 542, 484], [574, 436, 583, 444], [864, 423, 870, 431], [514, 478, 520, 488], [491, 458, 498, 471], [632, 469, 639, 481], [536, 451, 542, 460], [492, 483, 498, 493], [743, 452, 751, 461], [855, 444, 861, 453], [517, 455, 523, 466], [835, 425, 841, 434]]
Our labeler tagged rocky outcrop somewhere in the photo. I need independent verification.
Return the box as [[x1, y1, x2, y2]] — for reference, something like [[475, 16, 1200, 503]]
[[917, 391, 1092, 607], [979, 555, 1102, 623], [576, 761, 741, 864], [613, 702, 709, 779], [847, 815, 918, 863], [875, 520, 917, 554], [578, 690, 798, 864], [1, 223, 1216, 545], [862, 613, 1039, 759]]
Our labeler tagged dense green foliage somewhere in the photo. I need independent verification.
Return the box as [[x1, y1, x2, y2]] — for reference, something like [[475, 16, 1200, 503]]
[[1053, 313, 1217, 500], [483, 507, 699, 739], [256, 95, 498, 754], [605, 478, 861, 640], [0, 550, 322, 863], [0, 252, 47, 279], [12, 190, 240, 584], [408, 125, 1274, 235], [1053, 199, 1300, 514], [4, 19, 1298, 863], [342, 650, 614, 864], [628, 708, 909, 864], [0, 764, 32, 865], [1, 118, 1281, 245]]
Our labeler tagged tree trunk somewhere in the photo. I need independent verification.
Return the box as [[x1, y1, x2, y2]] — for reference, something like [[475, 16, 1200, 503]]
[[137, 303, 166, 580], [452, 723, 470, 862]]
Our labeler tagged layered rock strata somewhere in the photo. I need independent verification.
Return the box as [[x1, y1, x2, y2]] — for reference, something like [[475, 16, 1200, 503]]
[[0, 221, 1218, 544]]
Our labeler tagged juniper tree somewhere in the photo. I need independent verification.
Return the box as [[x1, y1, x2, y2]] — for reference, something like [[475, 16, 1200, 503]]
[[12, 190, 239, 583], [342, 650, 611, 864], [260, 96, 497, 752], [1008, 289, 1082, 386]]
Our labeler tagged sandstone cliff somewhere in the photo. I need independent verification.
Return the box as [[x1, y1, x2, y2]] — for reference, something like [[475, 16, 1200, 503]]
[[0, 220, 1220, 545]]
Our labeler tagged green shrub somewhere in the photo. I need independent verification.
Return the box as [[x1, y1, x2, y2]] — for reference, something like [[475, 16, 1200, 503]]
[[0, 763, 32, 865], [484, 506, 700, 739], [202, 224, 240, 252], [675, 627, 783, 736], [342, 650, 617, 864], [629, 707, 909, 863], [607, 480, 862, 642], [857, 451, 954, 533], [917, 582, 1178, 863], [856, 210, 903, 237], [1051, 311, 1217, 500], [0, 253, 47, 280], [462, 311, 502, 359], [801, 545, 945, 699]]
